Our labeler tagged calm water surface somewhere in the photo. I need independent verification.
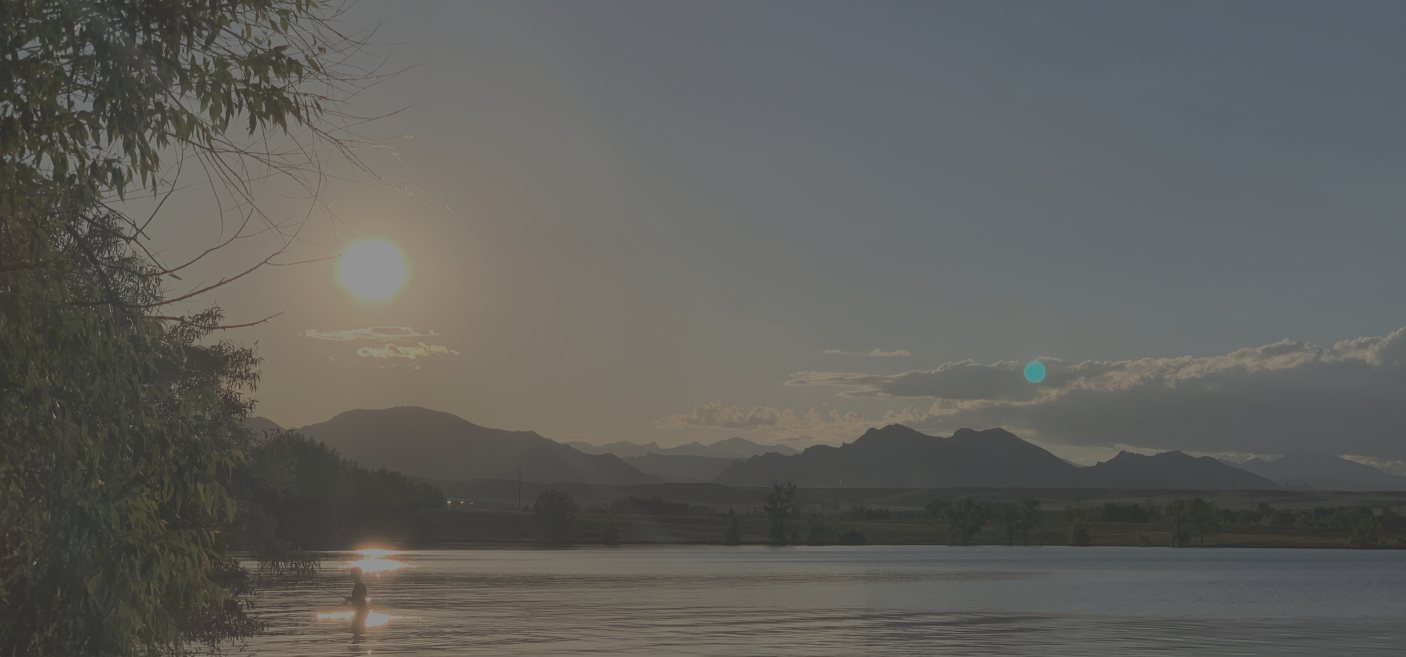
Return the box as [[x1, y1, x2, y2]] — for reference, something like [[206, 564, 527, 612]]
[[246, 546, 1406, 656]]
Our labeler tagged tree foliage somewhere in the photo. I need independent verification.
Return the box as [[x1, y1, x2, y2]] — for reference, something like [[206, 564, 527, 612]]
[[993, 498, 1041, 546], [764, 481, 797, 546], [231, 431, 444, 554], [1065, 506, 1093, 547], [534, 490, 579, 545], [724, 508, 742, 546], [1167, 498, 1219, 547], [599, 519, 620, 546], [0, 227, 262, 654], [943, 497, 989, 546], [1, 0, 368, 654]]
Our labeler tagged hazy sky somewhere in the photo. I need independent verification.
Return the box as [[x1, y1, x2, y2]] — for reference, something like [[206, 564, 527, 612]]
[[147, 1, 1406, 464]]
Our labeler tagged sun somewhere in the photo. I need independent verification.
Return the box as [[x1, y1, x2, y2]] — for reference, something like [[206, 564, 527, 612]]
[[337, 238, 409, 302]]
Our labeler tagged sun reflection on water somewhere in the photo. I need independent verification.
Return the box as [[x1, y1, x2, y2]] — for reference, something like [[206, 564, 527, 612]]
[[344, 548, 408, 574], [315, 610, 395, 628]]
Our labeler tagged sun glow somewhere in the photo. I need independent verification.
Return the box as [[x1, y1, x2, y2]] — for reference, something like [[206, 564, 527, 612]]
[[336, 238, 409, 302]]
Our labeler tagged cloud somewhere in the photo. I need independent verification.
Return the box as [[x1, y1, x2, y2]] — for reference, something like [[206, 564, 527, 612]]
[[788, 326, 1406, 460], [790, 360, 1038, 400], [658, 401, 929, 444], [823, 348, 912, 358], [354, 342, 459, 360], [304, 325, 458, 365], [303, 326, 438, 342]]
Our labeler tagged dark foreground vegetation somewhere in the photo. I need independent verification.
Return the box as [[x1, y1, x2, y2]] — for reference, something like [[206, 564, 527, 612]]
[[231, 431, 446, 557], [436, 482, 1406, 550], [0, 1, 378, 655]]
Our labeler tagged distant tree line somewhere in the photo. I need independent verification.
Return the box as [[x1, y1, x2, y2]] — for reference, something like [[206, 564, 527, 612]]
[[485, 488, 1404, 549], [610, 496, 692, 516]]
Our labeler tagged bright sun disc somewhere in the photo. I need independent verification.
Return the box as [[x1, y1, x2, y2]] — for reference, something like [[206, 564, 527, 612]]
[[337, 238, 408, 302]]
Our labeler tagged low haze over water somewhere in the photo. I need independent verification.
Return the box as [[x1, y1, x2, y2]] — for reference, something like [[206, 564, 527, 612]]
[[252, 547, 1406, 656]]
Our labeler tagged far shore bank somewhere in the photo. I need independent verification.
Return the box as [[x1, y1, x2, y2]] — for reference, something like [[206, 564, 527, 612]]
[[419, 508, 1404, 551]]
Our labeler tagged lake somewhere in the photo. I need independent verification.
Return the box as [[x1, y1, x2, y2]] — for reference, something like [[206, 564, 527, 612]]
[[246, 546, 1406, 656]]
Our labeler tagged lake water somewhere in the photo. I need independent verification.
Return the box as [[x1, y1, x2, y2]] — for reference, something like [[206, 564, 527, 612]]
[[245, 546, 1406, 656]]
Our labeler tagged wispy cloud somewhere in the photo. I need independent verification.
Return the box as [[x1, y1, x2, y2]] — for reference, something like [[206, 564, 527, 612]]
[[823, 348, 912, 358], [355, 341, 459, 360], [304, 325, 458, 365], [789, 325, 1406, 460], [303, 326, 438, 342]]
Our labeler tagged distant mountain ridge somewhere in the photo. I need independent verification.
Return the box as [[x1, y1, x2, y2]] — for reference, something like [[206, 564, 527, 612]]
[[1085, 451, 1275, 490], [243, 416, 283, 436], [296, 407, 657, 486], [1235, 451, 1406, 491], [622, 453, 738, 483], [716, 425, 1280, 490], [570, 436, 798, 459], [715, 425, 1085, 488], [270, 407, 1309, 490]]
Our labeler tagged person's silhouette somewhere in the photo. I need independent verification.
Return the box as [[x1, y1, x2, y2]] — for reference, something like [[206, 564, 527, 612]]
[[346, 567, 368, 636]]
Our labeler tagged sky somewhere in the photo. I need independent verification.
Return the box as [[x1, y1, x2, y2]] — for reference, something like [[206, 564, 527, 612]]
[[142, 1, 1406, 465]]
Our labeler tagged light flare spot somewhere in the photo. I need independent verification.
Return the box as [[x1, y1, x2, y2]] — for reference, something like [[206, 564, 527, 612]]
[[336, 238, 409, 302], [1023, 360, 1047, 384]]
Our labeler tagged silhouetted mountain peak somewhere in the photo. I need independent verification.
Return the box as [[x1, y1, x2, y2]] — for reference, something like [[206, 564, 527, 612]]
[[243, 416, 283, 435], [1237, 450, 1406, 491], [717, 425, 1082, 488], [1092, 449, 1276, 490], [323, 405, 488, 432], [296, 407, 656, 485], [853, 424, 930, 444], [948, 427, 1025, 446]]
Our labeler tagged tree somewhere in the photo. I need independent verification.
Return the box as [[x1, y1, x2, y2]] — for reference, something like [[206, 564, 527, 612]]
[[1066, 507, 1093, 547], [534, 490, 579, 545], [1166, 500, 1193, 546], [1189, 498, 1220, 546], [600, 520, 620, 546], [231, 431, 445, 553], [1350, 516, 1382, 548], [995, 503, 1020, 546], [1165, 498, 1216, 546], [944, 497, 989, 545], [805, 514, 837, 546], [1019, 497, 1042, 546], [2, 0, 371, 654], [993, 499, 1041, 546], [765, 481, 797, 546], [1168, 498, 1219, 546], [724, 508, 743, 546]]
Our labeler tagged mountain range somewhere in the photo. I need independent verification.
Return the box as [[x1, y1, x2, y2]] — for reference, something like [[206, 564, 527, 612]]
[[568, 437, 799, 459], [568, 436, 799, 482], [1234, 451, 1406, 491], [245, 407, 1406, 491], [714, 425, 1278, 489], [294, 407, 657, 485]]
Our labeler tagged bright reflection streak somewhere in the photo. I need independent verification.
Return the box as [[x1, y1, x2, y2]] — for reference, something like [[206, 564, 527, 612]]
[[343, 547, 408, 574], [347, 557, 407, 574], [316, 610, 394, 628]]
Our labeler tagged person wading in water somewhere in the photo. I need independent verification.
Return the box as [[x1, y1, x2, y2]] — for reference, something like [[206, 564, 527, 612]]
[[346, 567, 369, 636]]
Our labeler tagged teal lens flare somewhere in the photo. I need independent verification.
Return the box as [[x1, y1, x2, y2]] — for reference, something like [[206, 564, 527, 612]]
[[1024, 360, 1046, 384]]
